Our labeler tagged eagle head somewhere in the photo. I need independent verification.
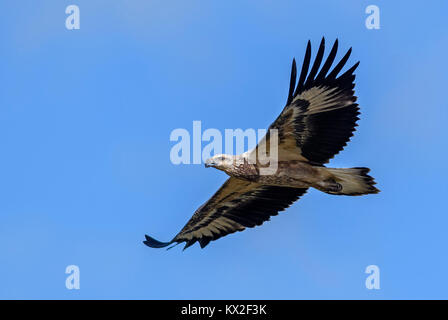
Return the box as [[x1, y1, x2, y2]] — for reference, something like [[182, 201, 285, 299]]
[[205, 154, 234, 171]]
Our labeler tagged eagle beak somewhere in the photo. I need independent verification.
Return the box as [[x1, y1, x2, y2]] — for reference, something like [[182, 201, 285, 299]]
[[205, 159, 214, 168]]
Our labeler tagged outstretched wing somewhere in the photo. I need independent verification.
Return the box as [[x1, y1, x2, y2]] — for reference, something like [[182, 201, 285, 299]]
[[144, 177, 307, 250], [253, 38, 360, 165]]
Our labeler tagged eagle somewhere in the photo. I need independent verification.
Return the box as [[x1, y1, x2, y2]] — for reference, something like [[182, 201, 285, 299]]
[[144, 38, 379, 250]]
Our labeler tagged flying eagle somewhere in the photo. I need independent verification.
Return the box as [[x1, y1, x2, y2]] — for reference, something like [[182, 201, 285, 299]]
[[144, 38, 379, 250]]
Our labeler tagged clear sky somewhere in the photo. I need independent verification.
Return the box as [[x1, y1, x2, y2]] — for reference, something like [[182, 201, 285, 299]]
[[0, 0, 447, 299]]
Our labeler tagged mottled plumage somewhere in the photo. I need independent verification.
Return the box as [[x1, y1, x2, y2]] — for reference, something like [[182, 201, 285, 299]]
[[144, 38, 379, 250]]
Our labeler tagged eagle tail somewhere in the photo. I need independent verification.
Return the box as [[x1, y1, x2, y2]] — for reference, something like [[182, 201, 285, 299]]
[[143, 234, 173, 248], [324, 167, 380, 196]]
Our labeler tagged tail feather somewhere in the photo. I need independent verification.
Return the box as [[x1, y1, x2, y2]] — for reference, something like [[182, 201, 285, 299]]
[[324, 167, 379, 196]]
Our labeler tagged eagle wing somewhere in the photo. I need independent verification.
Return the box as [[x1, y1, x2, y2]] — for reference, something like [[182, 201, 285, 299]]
[[144, 177, 307, 250], [252, 38, 360, 165]]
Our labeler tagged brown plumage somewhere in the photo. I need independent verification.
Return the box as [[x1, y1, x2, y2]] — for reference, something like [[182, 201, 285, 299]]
[[144, 38, 379, 250]]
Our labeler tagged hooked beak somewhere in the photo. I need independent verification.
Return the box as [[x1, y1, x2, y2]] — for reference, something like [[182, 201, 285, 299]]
[[205, 159, 214, 168]]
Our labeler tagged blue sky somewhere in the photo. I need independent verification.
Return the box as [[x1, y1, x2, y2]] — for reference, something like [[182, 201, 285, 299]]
[[0, 0, 447, 299]]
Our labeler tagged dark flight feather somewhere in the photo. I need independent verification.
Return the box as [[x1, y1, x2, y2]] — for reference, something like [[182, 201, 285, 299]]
[[316, 39, 338, 81], [286, 59, 297, 106], [304, 37, 325, 88], [293, 40, 311, 97], [143, 235, 172, 248]]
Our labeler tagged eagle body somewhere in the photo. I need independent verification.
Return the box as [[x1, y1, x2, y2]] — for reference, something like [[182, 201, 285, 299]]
[[144, 38, 379, 250], [226, 159, 324, 189], [254, 162, 333, 190]]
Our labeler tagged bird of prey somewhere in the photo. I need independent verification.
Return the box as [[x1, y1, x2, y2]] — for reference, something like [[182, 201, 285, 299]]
[[144, 38, 379, 250]]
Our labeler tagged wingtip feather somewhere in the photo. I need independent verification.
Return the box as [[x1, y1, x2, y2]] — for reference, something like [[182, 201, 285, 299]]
[[143, 234, 172, 248]]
